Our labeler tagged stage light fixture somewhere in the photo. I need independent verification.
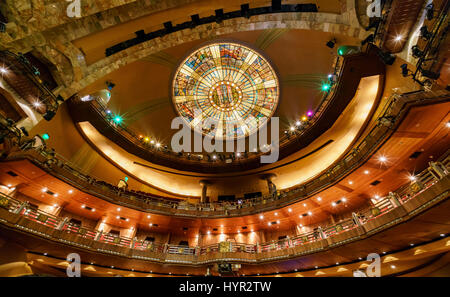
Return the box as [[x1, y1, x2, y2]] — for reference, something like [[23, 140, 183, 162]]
[[411, 45, 424, 58], [420, 26, 432, 40], [326, 38, 337, 49], [426, 3, 434, 20]]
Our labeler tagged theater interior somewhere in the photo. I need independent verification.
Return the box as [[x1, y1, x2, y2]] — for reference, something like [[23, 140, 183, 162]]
[[0, 0, 449, 278]]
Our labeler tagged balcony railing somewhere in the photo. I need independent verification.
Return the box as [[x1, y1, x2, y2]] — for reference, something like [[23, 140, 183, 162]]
[[6, 88, 448, 218], [0, 154, 448, 263]]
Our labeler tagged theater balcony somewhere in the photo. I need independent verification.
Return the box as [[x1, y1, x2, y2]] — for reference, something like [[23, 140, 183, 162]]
[[0, 0, 449, 278]]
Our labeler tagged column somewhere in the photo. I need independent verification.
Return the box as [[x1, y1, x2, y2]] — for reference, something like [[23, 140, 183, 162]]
[[260, 173, 277, 196], [199, 180, 211, 203]]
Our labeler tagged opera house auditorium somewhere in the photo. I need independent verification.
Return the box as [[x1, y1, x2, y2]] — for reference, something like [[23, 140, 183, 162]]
[[0, 0, 449, 280]]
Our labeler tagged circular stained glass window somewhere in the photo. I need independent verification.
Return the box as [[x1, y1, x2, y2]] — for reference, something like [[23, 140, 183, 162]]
[[172, 42, 279, 140]]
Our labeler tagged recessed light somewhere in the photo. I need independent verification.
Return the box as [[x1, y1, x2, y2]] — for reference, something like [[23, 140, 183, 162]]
[[288, 208, 292, 212], [68, 189, 73, 194], [364, 170, 370, 174], [117, 208, 121, 211], [342, 198, 347, 202], [378, 156, 387, 163], [390, 265, 396, 269], [332, 202, 336, 207], [317, 197, 322, 201], [42, 187, 48, 192], [303, 203, 307, 207], [307, 211, 312, 215], [259, 215, 264, 219], [348, 181, 353, 185], [274, 212, 278, 216]]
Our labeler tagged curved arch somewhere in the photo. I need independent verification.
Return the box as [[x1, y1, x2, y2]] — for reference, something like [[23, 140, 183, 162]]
[[58, 12, 370, 98]]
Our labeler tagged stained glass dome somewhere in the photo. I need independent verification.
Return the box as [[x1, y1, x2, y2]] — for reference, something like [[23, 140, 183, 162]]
[[172, 42, 279, 139]]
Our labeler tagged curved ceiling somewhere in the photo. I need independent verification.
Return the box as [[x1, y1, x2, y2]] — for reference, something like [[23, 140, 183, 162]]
[[77, 29, 361, 147]]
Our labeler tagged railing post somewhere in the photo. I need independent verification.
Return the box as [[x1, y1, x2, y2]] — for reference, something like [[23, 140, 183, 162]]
[[130, 237, 136, 248], [94, 230, 103, 241], [256, 242, 260, 253], [388, 192, 402, 207], [352, 212, 362, 227], [318, 226, 325, 239], [57, 217, 69, 230], [14, 201, 29, 214], [428, 161, 448, 180]]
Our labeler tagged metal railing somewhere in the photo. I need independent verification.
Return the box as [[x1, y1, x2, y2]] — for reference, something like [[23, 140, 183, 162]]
[[2, 89, 448, 217], [0, 154, 447, 258]]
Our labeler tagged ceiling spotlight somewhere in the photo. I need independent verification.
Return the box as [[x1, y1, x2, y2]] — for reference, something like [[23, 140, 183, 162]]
[[259, 215, 264, 219], [207, 231, 211, 235], [394, 35, 403, 42], [147, 215, 151, 219], [68, 189, 73, 194], [53, 193, 58, 197], [0, 67, 7, 74], [342, 198, 347, 202], [237, 230, 240, 233], [42, 187, 48, 192], [149, 223, 153, 226], [276, 220, 280, 224], [117, 207, 121, 211], [274, 212, 278, 216], [268, 222, 271, 226], [91, 208, 96, 212], [321, 83, 331, 92], [290, 126, 295, 132], [374, 195, 380, 200], [364, 170, 370, 175], [400, 63, 410, 77], [445, 122, 450, 128], [303, 203, 307, 207], [81, 205, 85, 209], [295, 121, 301, 126], [317, 197, 322, 201], [332, 202, 336, 207], [409, 175, 417, 182], [378, 156, 387, 163], [348, 181, 353, 185], [116, 216, 120, 219], [390, 265, 396, 269], [33, 101, 42, 108], [288, 208, 292, 212], [156, 142, 161, 147], [307, 211, 312, 216], [113, 115, 122, 124]]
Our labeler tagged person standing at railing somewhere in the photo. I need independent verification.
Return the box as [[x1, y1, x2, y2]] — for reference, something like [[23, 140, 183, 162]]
[[117, 176, 129, 194]]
